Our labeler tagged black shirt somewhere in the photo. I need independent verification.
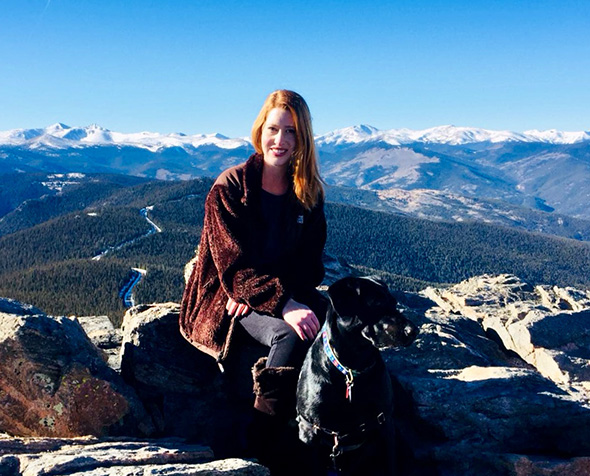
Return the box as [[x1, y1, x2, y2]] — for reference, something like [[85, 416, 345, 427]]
[[259, 188, 289, 268]]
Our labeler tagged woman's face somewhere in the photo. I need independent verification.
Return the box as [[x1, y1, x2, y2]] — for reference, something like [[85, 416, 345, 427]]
[[260, 107, 296, 170]]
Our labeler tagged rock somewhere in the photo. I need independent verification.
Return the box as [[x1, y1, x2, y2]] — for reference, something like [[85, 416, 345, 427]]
[[75, 315, 123, 370], [68, 459, 269, 476], [4, 273, 590, 475], [384, 274, 590, 475], [0, 435, 269, 476], [0, 455, 19, 476], [320, 252, 358, 289], [118, 303, 256, 456], [0, 299, 44, 317], [0, 303, 154, 438], [422, 274, 590, 396]]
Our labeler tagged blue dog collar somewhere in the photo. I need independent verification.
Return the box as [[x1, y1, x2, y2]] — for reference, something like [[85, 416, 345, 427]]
[[322, 325, 357, 401]]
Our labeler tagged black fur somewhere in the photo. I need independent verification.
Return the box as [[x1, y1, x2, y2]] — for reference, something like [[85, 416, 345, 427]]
[[296, 277, 418, 475]]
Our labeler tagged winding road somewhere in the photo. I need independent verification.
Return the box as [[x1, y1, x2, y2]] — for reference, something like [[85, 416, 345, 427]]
[[90, 206, 162, 308], [119, 268, 147, 307]]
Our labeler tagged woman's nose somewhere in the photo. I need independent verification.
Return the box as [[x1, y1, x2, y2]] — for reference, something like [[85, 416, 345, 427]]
[[275, 130, 285, 145]]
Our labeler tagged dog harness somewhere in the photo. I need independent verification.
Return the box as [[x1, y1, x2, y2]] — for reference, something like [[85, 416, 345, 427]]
[[297, 412, 388, 471]]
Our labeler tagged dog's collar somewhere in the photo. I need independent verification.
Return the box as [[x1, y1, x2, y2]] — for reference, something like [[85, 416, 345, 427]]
[[322, 329, 357, 380], [322, 326, 368, 401]]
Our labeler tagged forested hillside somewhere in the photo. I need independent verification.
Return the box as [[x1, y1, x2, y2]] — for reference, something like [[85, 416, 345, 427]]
[[1, 174, 589, 324], [325, 204, 590, 290], [0, 177, 211, 324], [0, 173, 149, 235]]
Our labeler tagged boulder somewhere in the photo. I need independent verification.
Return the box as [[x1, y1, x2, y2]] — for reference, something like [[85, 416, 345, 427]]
[[0, 435, 269, 476], [422, 274, 590, 394], [75, 315, 123, 371], [0, 300, 153, 438], [384, 275, 590, 474], [118, 303, 261, 457], [4, 272, 590, 475]]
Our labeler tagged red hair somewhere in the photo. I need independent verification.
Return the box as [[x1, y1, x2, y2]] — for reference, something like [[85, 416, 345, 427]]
[[251, 90, 324, 209]]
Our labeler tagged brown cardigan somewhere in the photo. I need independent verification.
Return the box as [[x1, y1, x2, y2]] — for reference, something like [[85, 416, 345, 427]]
[[179, 154, 326, 363]]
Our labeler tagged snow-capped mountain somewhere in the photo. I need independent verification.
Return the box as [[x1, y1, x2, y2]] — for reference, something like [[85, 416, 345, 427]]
[[316, 125, 590, 221], [0, 123, 253, 180], [1, 123, 589, 150], [0, 123, 248, 152], [316, 124, 590, 148], [1, 123, 590, 227]]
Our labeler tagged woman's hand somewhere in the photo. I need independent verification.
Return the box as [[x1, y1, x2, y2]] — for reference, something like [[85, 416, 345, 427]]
[[282, 298, 320, 341], [226, 297, 251, 317]]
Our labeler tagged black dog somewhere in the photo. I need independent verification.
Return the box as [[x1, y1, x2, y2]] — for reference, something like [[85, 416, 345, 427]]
[[296, 276, 418, 475]]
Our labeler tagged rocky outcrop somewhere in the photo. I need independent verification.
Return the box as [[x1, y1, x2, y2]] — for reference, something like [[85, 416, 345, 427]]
[[422, 274, 590, 398], [118, 301, 267, 456], [0, 298, 153, 438], [0, 434, 269, 476], [387, 274, 590, 475], [2, 274, 590, 475]]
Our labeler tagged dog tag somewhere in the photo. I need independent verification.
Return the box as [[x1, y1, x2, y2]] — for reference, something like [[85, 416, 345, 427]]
[[345, 372, 354, 402], [346, 382, 353, 402]]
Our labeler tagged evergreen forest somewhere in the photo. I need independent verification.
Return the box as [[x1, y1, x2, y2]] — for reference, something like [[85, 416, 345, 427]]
[[1, 173, 589, 325]]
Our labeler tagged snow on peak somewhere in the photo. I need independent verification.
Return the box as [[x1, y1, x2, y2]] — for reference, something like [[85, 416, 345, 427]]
[[317, 125, 391, 147], [81, 124, 113, 144], [317, 125, 589, 147], [0, 124, 249, 151], [45, 123, 70, 133], [523, 129, 590, 144], [1, 123, 589, 150], [410, 125, 529, 145]]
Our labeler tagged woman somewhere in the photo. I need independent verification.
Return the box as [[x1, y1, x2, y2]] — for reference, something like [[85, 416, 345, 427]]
[[179, 90, 327, 471]]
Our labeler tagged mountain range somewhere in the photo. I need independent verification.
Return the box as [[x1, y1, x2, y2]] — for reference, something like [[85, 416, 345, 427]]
[[1, 122, 590, 236]]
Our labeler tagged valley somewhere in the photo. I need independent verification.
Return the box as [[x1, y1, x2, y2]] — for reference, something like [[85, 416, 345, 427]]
[[1, 122, 589, 324], [0, 172, 589, 325]]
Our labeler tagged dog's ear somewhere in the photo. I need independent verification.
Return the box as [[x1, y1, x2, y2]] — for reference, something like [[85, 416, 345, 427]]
[[327, 277, 362, 319], [328, 276, 393, 320]]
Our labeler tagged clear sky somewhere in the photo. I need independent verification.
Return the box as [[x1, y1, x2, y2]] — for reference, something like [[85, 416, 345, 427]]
[[1, 0, 589, 137]]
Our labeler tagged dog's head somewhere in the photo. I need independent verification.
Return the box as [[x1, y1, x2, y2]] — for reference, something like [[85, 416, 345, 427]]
[[327, 276, 418, 349]]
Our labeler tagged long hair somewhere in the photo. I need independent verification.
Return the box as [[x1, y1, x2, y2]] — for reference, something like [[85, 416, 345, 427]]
[[251, 90, 324, 210]]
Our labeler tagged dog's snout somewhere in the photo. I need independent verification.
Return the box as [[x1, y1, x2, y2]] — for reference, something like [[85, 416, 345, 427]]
[[362, 314, 418, 349]]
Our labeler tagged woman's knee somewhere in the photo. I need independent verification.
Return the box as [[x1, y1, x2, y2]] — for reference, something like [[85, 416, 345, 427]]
[[269, 325, 309, 367], [271, 324, 301, 349]]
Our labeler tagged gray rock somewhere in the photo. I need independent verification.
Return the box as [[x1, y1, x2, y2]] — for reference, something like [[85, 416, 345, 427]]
[[0, 298, 44, 317], [0, 436, 268, 476], [75, 315, 123, 371], [118, 303, 255, 456], [65, 459, 269, 476], [0, 455, 20, 476], [384, 274, 590, 474], [4, 272, 590, 475], [422, 274, 590, 396]]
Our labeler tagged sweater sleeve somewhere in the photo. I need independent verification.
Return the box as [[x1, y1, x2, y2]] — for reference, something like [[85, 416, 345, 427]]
[[204, 182, 291, 316]]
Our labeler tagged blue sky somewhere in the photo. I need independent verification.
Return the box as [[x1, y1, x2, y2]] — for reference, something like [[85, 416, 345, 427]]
[[1, 0, 589, 137]]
